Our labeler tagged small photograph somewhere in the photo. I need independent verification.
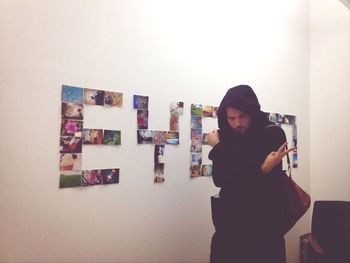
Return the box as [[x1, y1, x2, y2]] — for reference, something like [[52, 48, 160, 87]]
[[169, 112, 179, 132], [268, 112, 277, 123], [59, 171, 82, 188], [154, 163, 165, 176], [166, 131, 179, 145], [191, 116, 202, 129], [191, 129, 202, 140], [292, 152, 298, 168], [191, 139, 202, 153], [84, 88, 105, 106], [191, 104, 203, 116], [103, 130, 121, 145], [203, 106, 214, 117], [191, 153, 202, 165], [104, 91, 123, 107], [101, 168, 119, 184], [60, 136, 82, 153], [190, 165, 201, 177], [284, 114, 296, 125], [82, 169, 102, 186], [154, 175, 165, 183], [62, 85, 84, 103], [61, 102, 84, 120], [170, 101, 184, 115], [213, 107, 219, 118], [154, 145, 165, 164], [201, 164, 212, 176], [153, 131, 167, 145], [137, 110, 149, 129], [275, 113, 284, 124], [83, 129, 103, 144], [293, 138, 298, 150], [154, 164, 165, 183], [202, 133, 209, 145], [133, 95, 149, 110], [292, 125, 298, 148], [61, 119, 83, 137], [59, 153, 82, 171], [137, 130, 154, 144]]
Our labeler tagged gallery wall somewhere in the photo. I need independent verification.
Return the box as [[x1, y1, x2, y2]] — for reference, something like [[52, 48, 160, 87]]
[[309, 0, 350, 201], [0, 1, 309, 262]]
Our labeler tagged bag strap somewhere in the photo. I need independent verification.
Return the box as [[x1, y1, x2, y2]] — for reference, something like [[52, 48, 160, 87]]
[[264, 124, 292, 177]]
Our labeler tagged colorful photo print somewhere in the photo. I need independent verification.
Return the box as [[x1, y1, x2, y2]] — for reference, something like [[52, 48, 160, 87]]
[[60, 136, 82, 153], [154, 145, 165, 164], [170, 101, 184, 115], [166, 131, 179, 145], [61, 119, 83, 137], [191, 153, 202, 165], [103, 130, 121, 145], [213, 107, 218, 118], [137, 110, 149, 129], [284, 114, 296, 125], [104, 91, 123, 107], [201, 164, 212, 176], [191, 139, 202, 153], [190, 165, 201, 177], [292, 152, 298, 168], [59, 171, 82, 188], [191, 129, 202, 140], [133, 95, 149, 110], [62, 85, 83, 103], [154, 175, 165, 183], [84, 88, 105, 106], [169, 112, 179, 132], [137, 130, 154, 144], [203, 105, 214, 117], [191, 116, 202, 129], [82, 169, 102, 186], [83, 129, 103, 144], [153, 131, 167, 145], [267, 112, 277, 123], [275, 113, 284, 124], [102, 169, 119, 184], [202, 133, 209, 145], [191, 104, 203, 116], [292, 125, 298, 148], [61, 102, 84, 120], [59, 153, 82, 171], [154, 163, 164, 176], [154, 164, 165, 183]]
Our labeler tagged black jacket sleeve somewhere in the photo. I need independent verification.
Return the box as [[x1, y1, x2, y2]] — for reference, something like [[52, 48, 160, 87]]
[[208, 142, 232, 187]]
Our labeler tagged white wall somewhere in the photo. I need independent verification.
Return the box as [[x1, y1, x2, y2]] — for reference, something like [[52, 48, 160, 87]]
[[309, 0, 350, 201], [0, 1, 309, 262]]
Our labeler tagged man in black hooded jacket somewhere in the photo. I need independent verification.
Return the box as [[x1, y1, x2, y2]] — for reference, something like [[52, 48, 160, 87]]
[[207, 85, 294, 263]]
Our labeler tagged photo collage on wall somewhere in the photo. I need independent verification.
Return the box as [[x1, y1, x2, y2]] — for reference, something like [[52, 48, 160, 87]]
[[190, 104, 218, 178], [266, 112, 298, 168], [59, 87, 298, 188], [134, 95, 183, 183], [59, 85, 122, 189]]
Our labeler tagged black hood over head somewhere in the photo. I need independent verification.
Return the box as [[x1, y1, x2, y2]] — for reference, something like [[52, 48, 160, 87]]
[[217, 85, 269, 140]]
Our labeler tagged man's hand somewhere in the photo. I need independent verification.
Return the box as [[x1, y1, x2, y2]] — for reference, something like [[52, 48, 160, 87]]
[[261, 142, 295, 174], [207, 130, 220, 147]]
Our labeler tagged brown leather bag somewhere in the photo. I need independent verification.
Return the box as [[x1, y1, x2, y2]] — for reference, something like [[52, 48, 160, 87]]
[[281, 146, 311, 234], [264, 124, 311, 234]]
